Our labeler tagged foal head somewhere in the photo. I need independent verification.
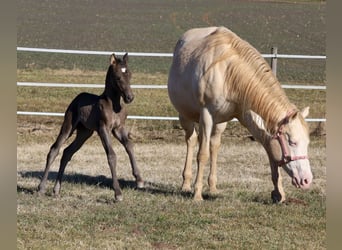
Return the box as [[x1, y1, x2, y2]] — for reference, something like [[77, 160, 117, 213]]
[[106, 53, 134, 103], [269, 107, 313, 189]]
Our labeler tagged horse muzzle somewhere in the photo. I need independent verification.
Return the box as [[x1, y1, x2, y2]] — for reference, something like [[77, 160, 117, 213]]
[[123, 93, 134, 104], [292, 171, 312, 189]]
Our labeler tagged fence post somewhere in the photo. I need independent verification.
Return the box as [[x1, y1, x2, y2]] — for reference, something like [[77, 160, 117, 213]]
[[271, 46, 278, 76]]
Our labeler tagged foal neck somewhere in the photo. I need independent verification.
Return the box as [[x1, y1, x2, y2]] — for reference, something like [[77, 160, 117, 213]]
[[102, 66, 123, 113], [101, 85, 122, 113]]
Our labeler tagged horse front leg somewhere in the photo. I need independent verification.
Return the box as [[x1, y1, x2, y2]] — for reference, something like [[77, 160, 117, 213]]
[[99, 125, 122, 201], [269, 160, 286, 203], [194, 108, 213, 201], [179, 116, 198, 193], [208, 122, 227, 194], [113, 126, 144, 189]]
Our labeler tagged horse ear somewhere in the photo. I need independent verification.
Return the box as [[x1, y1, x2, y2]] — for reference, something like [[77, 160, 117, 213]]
[[301, 106, 310, 118], [123, 53, 128, 64], [110, 53, 116, 65]]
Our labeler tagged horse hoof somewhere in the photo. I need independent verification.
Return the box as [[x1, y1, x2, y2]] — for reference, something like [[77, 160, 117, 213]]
[[193, 193, 204, 201], [53, 193, 60, 198], [271, 190, 285, 203], [137, 181, 144, 189], [209, 188, 221, 195], [37, 187, 45, 194], [115, 195, 123, 202], [194, 197, 204, 202], [181, 185, 192, 193], [37, 190, 45, 196]]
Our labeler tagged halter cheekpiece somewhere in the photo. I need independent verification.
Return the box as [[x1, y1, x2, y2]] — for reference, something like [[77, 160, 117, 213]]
[[273, 110, 308, 167]]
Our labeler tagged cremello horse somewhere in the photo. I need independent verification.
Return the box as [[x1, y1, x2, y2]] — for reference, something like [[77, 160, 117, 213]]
[[168, 26, 312, 202]]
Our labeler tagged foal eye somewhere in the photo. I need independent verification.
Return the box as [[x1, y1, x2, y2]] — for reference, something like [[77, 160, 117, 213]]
[[289, 140, 297, 147]]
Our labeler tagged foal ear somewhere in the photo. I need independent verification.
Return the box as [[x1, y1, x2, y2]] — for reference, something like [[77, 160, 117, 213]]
[[110, 53, 116, 65], [123, 52, 128, 64], [301, 106, 310, 118]]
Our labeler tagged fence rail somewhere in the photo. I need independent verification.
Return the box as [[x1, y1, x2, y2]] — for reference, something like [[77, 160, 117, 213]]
[[17, 82, 327, 90], [17, 47, 326, 122], [17, 46, 327, 59]]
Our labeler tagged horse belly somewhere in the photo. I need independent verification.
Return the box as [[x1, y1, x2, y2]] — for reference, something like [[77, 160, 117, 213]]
[[168, 72, 201, 122], [78, 107, 99, 130]]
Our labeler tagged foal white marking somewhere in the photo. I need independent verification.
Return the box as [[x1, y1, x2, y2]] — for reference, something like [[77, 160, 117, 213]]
[[121, 67, 127, 73]]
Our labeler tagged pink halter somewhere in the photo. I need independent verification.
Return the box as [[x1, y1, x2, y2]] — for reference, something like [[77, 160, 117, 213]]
[[273, 111, 308, 167]]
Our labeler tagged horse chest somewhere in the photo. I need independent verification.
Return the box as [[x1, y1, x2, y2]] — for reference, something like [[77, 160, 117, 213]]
[[111, 112, 122, 128]]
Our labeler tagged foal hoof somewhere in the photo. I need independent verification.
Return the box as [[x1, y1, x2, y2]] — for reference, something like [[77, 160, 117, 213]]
[[137, 181, 144, 189], [115, 195, 123, 202], [37, 190, 45, 196]]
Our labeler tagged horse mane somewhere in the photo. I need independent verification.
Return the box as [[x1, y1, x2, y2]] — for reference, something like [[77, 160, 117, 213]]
[[196, 27, 297, 134]]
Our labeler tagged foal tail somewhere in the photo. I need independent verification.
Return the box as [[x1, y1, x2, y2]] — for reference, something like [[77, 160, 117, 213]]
[[58, 95, 81, 139]]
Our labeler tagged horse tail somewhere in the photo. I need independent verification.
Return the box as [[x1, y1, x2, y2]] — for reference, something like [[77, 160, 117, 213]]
[[61, 94, 83, 138]]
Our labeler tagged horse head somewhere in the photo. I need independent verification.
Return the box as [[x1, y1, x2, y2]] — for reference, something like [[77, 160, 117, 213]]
[[269, 107, 313, 189], [107, 53, 134, 104]]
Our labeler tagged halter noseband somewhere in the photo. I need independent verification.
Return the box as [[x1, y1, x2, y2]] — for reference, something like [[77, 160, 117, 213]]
[[273, 111, 308, 167]]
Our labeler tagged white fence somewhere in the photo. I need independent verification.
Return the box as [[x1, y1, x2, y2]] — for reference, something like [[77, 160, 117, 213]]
[[17, 47, 326, 122]]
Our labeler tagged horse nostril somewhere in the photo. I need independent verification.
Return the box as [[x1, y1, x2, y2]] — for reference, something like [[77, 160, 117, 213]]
[[125, 94, 134, 103], [300, 178, 312, 189]]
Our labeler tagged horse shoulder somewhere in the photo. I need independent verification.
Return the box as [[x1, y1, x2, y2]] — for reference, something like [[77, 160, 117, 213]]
[[113, 105, 127, 128]]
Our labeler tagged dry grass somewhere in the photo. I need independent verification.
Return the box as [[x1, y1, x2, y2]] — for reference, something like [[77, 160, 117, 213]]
[[17, 123, 326, 249]]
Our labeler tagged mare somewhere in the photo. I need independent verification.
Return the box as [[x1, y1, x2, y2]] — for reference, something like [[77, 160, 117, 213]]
[[167, 27, 313, 202], [38, 53, 144, 201]]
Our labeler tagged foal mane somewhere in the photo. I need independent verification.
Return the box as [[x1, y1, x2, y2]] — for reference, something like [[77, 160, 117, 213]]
[[197, 27, 296, 134]]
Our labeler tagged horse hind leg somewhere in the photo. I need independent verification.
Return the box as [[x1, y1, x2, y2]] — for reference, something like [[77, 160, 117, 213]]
[[179, 116, 198, 193], [38, 111, 75, 194], [194, 108, 213, 201], [53, 127, 93, 196], [113, 126, 144, 189], [208, 122, 227, 194]]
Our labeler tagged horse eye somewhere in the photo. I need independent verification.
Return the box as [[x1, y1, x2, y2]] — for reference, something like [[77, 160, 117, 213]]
[[289, 140, 297, 147]]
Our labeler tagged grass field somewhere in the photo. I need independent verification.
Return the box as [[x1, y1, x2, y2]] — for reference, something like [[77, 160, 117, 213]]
[[17, 134, 326, 249], [17, 0, 326, 249]]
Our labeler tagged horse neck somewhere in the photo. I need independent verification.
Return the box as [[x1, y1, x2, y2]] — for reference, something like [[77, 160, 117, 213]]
[[240, 110, 271, 145], [237, 76, 295, 134], [101, 83, 122, 113]]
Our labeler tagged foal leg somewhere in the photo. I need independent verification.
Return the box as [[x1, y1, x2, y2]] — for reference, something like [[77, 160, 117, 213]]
[[113, 126, 144, 188], [53, 127, 93, 196], [179, 116, 198, 193], [194, 108, 213, 201], [38, 112, 74, 194], [208, 122, 227, 194], [98, 125, 122, 201]]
